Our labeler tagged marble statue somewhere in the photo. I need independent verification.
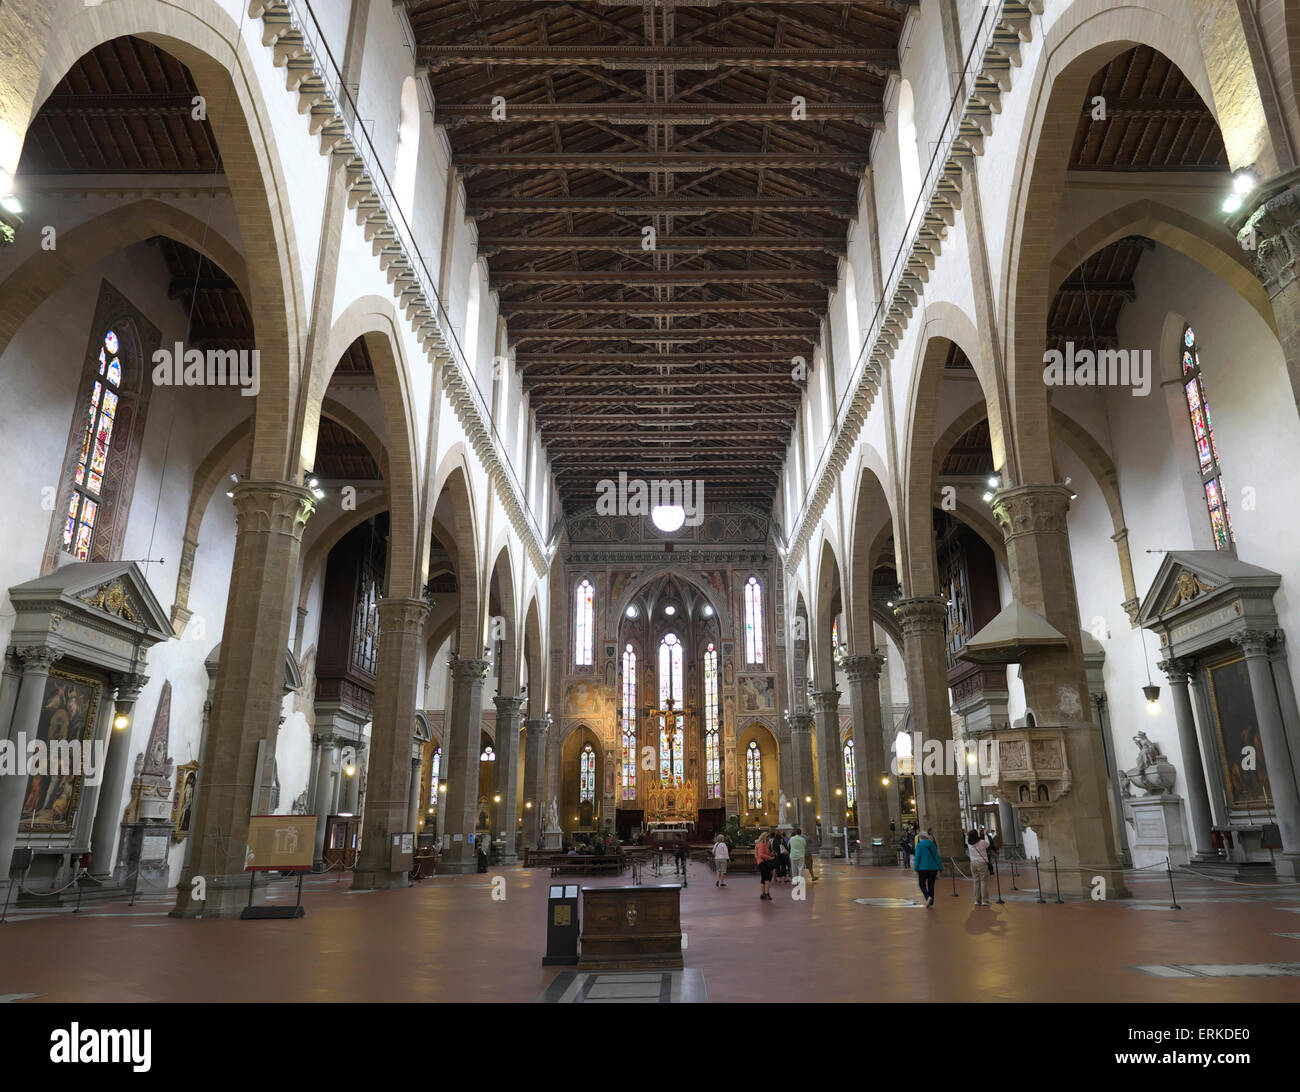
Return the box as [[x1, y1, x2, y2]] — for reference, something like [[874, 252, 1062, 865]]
[[546, 796, 559, 831], [1125, 731, 1176, 795], [778, 791, 791, 827]]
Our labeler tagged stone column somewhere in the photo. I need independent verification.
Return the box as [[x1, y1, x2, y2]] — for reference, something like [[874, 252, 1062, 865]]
[[521, 716, 547, 849], [354, 596, 429, 890], [1091, 693, 1132, 867], [407, 754, 422, 839], [1231, 629, 1300, 878], [0, 647, 62, 892], [493, 695, 525, 863], [171, 481, 314, 918], [1159, 658, 1216, 859], [812, 690, 845, 857], [0, 649, 22, 739], [437, 658, 489, 874], [989, 485, 1128, 898], [843, 653, 890, 863], [310, 733, 335, 868], [997, 799, 1022, 854], [787, 712, 816, 831], [88, 672, 148, 878], [894, 597, 964, 858]]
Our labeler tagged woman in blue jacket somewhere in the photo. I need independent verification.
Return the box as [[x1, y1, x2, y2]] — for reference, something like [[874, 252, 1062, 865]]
[[913, 829, 943, 906]]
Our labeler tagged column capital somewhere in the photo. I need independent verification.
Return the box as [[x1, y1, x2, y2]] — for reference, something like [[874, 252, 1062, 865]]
[[15, 646, 63, 671], [840, 652, 886, 683], [450, 657, 491, 682], [376, 595, 430, 635], [108, 671, 150, 703], [1157, 657, 1195, 685], [893, 595, 947, 637], [811, 689, 841, 715], [1236, 171, 1300, 296], [493, 695, 526, 719], [989, 483, 1072, 541], [787, 712, 815, 733], [524, 716, 548, 736], [231, 480, 315, 539], [1231, 628, 1280, 658]]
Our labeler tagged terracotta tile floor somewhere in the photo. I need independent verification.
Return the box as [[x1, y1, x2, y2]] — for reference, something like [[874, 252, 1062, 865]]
[[2, 861, 1299, 1002]]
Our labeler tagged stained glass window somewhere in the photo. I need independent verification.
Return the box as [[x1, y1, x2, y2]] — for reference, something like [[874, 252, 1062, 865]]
[[429, 747, 441, 808], [65, 328, 124, 560], [621, 644, 637, 800], [658, 632, 683, 706], [745, 741, 763, 809], [658, 714, 684, 787], [480, 745, 495, 762], [579, 744, 596, 804], [843, 738, 857, 809], [574, 579, 594, 665], [1180, 325, 1233, 550], [704, 643, 720, 799], [743, 576, 765, 665]]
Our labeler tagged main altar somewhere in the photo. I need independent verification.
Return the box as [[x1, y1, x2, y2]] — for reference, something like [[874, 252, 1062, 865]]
[[643, 780, 699, 824]]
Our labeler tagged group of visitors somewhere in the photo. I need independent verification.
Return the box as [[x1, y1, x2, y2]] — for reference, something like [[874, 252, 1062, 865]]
[[910, 825, 998, 907], [709, 828, 817, 899]]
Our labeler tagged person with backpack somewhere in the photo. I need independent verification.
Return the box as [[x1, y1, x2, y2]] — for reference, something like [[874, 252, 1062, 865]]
[[913, 829, 943, 906]]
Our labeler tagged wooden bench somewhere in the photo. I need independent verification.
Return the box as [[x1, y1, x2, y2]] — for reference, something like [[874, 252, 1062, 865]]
[[550, 854, 624, 876], [523, 848, 568, 868]]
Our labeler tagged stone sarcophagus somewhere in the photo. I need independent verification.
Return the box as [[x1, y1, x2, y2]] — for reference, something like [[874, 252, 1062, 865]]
[[579, 884, 683, 970]]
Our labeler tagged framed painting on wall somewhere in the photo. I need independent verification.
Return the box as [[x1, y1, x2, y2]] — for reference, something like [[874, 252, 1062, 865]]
[[172, 761, 199, 840], [20, 667, 102, 833], [1204, 653, 1272, 811], [738, 675, 775, 712]]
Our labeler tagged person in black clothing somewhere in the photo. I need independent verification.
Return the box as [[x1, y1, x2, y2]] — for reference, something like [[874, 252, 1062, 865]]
[[900, 824, 915, 869], [674, 840, 688, 876], [773, 831, 791, 883]]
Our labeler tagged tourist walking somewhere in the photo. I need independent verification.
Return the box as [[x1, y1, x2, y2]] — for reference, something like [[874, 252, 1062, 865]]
[[967, 828, 991, 906], [674, 839, 688, 876], [789, 827, 807, 882], [755, 832, 776, 900], [713, 834, 730, 886], [900, 824, 915, 869], [913, 829, 942, 906]]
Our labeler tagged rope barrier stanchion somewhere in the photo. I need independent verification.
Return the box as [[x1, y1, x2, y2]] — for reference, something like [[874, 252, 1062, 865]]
[[1010, 855, 1018, 890], [993, 855, 1005, 905], [950, 858, 959, 897], [1166, 856, 1182, 910], [1052, 855, 1064, 904], [73, 867, 85, 914], [1033, 856, 1046, 904]]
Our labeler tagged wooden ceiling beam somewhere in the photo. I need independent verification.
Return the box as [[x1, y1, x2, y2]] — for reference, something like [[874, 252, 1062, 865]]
[[479, 234, 843, 252], [502, 299, 823, 315], [436, 101, 883, 125], [467, 195, 855, 215], [498, 269, 836, 286], [457, 151, 866, 171], [419, 45, 897, 72], [513, 327, 817, 341]]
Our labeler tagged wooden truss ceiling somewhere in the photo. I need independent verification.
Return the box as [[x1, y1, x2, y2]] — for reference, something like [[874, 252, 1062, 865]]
[[1070, 45, 1227, 170], [412, 0, 912, 508], [21, 38, 220, 173], [149, 236, 253, 349], [1047, 235, 1154, 355]]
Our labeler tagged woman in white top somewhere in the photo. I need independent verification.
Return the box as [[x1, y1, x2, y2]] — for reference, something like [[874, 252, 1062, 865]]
[[967, 829, 991, 906], [713, 834, 730, 887]]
